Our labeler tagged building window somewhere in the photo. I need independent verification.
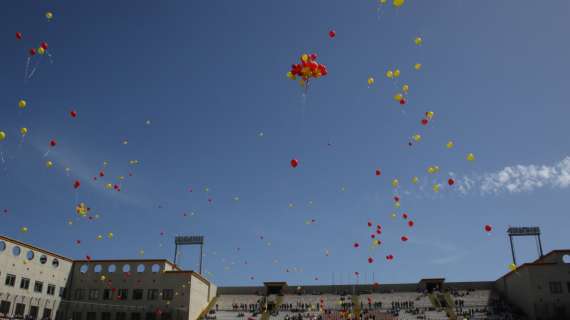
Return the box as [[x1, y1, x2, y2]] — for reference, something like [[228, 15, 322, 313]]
[[26, 250, 35, 261], [52, 259, 60, 268], [162, 289, 174, 301], [29, 306, 39, 319], [122, 264, 131, 273], [12, 246, 21, 256], [116, 313, 126, 320], [137, 264, 146, 273], [151, 264, 161, 273], [118, 289, 128, 300], [0, 241, 6, 252], [94, 265, 102, 273], [20, 277, 30, 290], [40, 255, 48, 264], [133, 289, 144, 300], [86, 312, 96, 320], [15, 303, 25, 317], [47, 284, 56, 296], [5, 274, 16, 287], [89, 289, 100, 300], [59, 287, 66, 297], [72, 312, 82, 320], [550, 282, 563, 294], [108, 264, 117, 273], [34, 281, 44, 293], [147, 289, 159, 300], [0, 300, 10, 314], [101, 312, 111, 320], [131, 313, 141, 320], [74, 289, 85, 300], [44, 308, 52, 319], [103, 289, 114, 300]]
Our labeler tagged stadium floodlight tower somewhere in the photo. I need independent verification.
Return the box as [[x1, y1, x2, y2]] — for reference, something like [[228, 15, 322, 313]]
[[507, 226, 544, 266], [173, 235, 204, 274]]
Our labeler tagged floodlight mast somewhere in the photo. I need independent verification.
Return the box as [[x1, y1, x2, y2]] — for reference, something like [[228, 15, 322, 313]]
[[174, 235, 204, 274], [507, 227, 544, 266]]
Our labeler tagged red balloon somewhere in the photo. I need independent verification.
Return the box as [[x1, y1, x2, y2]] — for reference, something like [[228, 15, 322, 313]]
[[29, 48, 36, 56], [386, 254, 394, 261], [86, 255, 92, 261], [76, 240, 81, 245], [421, 118, 429, 125], [485, 225, 493, 233], [329, 30, 336, 38], [290, 159, 299, 168], [376, 229, 381, 235], [399, 98, 406, 105], [375, 169, 381, 176], [40, 42, 48, 50], [394, 196, 400, 202], [370, 234, 375, 239], [49, 139, 57, 147], [73, 180, 81, 189], [367, 257, 374, 264], [353, 242, 360, 248], [402, 213, 408, 220], [16, 32, 23, 40], [401, 236, 409, 242], [99, 171, 105, 177], [70, 110, 78, 118], [367, 221, 372, 227], [408, 220, 414, 227], [448, 178, 455, 186], [376, 224, 382, 229]]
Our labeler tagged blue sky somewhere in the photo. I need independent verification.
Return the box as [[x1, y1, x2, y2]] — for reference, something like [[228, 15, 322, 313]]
[[1, 0, 569, 286]]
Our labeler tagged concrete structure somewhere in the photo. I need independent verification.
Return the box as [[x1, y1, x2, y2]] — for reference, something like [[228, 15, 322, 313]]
[[0, 235, 73, 319], [495, 249, 570, 320], [0, 236, 216, 320]]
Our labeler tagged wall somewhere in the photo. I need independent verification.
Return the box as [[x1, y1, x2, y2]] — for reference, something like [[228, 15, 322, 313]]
[[0, 236, 73, 319], [187, 274, 210, 320]]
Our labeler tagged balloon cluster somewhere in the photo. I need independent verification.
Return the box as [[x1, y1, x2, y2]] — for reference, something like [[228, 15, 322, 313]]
[[287, 53, 328, 88]]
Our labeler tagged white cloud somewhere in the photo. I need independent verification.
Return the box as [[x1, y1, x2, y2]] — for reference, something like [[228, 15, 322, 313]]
[[457, 156, 570, 195]]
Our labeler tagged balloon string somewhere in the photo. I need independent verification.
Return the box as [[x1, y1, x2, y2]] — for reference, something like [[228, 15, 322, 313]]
[[43, 149, 50, 158], [24, 57, 31, 80], [28, 57, 42, 79]]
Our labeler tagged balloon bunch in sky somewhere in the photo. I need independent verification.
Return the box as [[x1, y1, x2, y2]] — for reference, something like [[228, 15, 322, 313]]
[[287, 53, 328, 91]]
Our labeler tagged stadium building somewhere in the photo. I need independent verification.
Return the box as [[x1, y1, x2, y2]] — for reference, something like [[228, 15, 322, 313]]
[[1, 234, 569, 320]]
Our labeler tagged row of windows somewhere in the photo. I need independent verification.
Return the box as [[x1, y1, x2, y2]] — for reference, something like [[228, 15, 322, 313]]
[[74, 288, 174, 301], [0, 241, 60, 268], [4, 273, 62, 296], [80, 263, 162, 274], [0, 300, 53, 319], [548, 281, 570, 294], [72, 311, 172, 320]]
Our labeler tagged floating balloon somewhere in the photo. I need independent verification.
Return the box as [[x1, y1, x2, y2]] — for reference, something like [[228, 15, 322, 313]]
[[421, 118, 429, 126], [391, 179, 399, 188], [414, 63, 422, 70], [402, 213, 408, 220], [448, 178, 455, 186], [394, 196, 400, 202], [413, 134, 421, 142], [399, 98, 406, 105], [73, 180, 81, 189], [353, 242, 360, 248], [426, 111, 434, 119], [18, 99, 27, 109], [70, 110, 77, 118], [393, 0, 405, 8], [105, 183, 113, 190], [96, 235, 103, 241], [386, 70, 394, 79], [20, 127, 28, 136], [29, 48, 36, 56], [508, 263, 517, 272], [408, 220, 414, 227], [46, 161, 54, 168], [368, 257, 374, 264], [402, 84, 409, 93], [367, 77, 375, 86], [20, 227, 28, 233], [386, 254, 394, 261], [467, 153, 475, 161], [393, 69, 401, 78], [367, 221, 373, 227], [329, 30, 336, 38], [412, 176, 419, 184], [414, 37, 423, 46], [16, 32, 23, 40], [433, 184, 440, 193], [288, 53, 328, 90], [108, 232, 114, 239], [375, 169, 381, 176], [37, 47, 45, 55], [76, 203, 88, 216], [401, 236, 408, 242], [40, 42, 48, 50], [45, 11, 53, 20], [0, 131, 6, 141], [427, 166, 436, 174], [393, 93, 403, 101], [446, 141, 454, 149], [485, 224, 493, 233], [49, 140, 57, 147], [290, 159, 299, 168]]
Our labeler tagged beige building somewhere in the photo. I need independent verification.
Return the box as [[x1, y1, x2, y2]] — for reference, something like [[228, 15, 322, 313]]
[[0, 236, 216, 320], [495, 249, 570, 320]]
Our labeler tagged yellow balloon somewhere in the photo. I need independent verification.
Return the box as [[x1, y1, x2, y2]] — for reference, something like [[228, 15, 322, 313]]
[[100, 275, 106, 281], [426, 111, 434, 119], [508, 263, 517, 271], [367, 77, 375, 86], [393, 69, 401, 78], [434, 166, 440, 173], [105, 183, 113, 190], [379, 0, 387, 3], [394, 93, 403, 101], [432, 184, 440, 193], [391, 178, 399, 188], [301, 54, 309, 62], [446, 141, 454, 149], [37, 47, 45, 55], [467, 153, 475, 161], [427, 166, 435, 174], [108, 232, 114, 239], [393, 0, 405, 7], [20, 227, 29, 233], [390, 212, 397, 219], [413, 134, 421, 142], [0, 131, 6, 141], [394, 202, 401, 209], [402, 84, 409, 93], [286, 71, 294, 79], [18, 99, 27, 109], [45, 12, 53, 20], [385, 70, 394, 79], [414, 37, 423, 46], [96, 235, 103, 240], [20, 127, 28, 136], [414, 63, 422, 70], [412, 176, 419, 184], [46, 160, 54, 168]]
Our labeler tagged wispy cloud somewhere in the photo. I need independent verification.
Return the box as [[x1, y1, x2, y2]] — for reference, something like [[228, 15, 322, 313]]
[[456, 156, 570, 195]]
